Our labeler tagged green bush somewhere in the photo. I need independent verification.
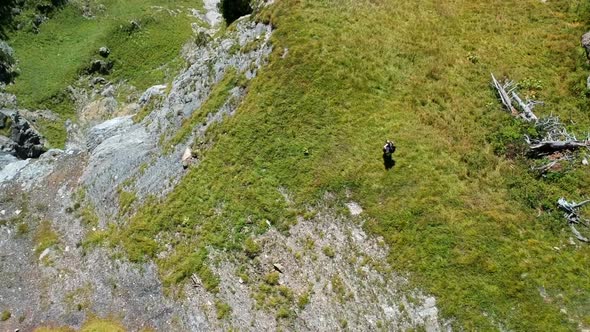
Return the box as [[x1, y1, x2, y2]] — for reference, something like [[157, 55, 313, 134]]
[[1, 310, 11, 321], [243, 237, 261, 258]]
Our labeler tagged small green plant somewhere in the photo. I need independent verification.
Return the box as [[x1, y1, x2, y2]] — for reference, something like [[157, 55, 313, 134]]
[[16, 222, 29, 235], [338, 318, 348, 329], [79, 205, 99, 227], [117, 188, 137, 216], [264, 271, 280, 286], [1, 310, 10, 321], [243, 237, 261, 258], [297, 291, 310, 309], [34, 220, 59, 254], [276, 306, 290, 319], [331, 275, 347, 302], [322, 245, 335, 258], [519, 78, 544, 91], [215, 300, 232, 319]]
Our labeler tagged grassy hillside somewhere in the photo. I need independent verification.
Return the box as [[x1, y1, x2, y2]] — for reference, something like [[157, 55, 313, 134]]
[[4, 0, 202, 147], [110, 0, 590, 329]]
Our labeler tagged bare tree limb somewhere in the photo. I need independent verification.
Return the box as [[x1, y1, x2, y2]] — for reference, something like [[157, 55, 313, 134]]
[[558, 198, 590, 242], [570, 224, 590, 242]]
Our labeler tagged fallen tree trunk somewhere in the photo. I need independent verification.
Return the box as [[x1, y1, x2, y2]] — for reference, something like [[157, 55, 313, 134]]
[[528, 140, 590, 157], [491, 73, 515, 114], [511, 91, 538, 122], [491, 73, 539, 122]]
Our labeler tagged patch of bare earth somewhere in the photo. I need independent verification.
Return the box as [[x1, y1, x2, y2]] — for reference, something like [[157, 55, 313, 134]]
[[187, 192, 450, 331]]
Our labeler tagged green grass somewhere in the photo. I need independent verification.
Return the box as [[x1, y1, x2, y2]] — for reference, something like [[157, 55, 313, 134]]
[[5, 0, 201, 147], [34, 220, 59, 255], [34, 316, 125, 332], [108, 0, 590, 329], [117, 188, 137, 216], [0, 116, 12, 137], [214, 300, 232, 320]]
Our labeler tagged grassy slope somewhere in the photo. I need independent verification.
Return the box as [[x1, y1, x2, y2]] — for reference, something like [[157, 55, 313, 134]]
[[5, 0, 201, 147], [104, 0, 590, 329]]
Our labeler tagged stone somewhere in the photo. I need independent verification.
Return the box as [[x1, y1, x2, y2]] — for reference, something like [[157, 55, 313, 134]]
[[582, 32, 590, 59], [139, 84, 167, 105], [38, 247, 50, 260], [99, 46, 111, 58], [273, 263, 284, 273], [101, 85, 115, 98], [5, 112, 47, 159], [182, 147, 192, 169], [88, 60, 113, 75], [33, 14, 46, 27], [91, 77, 107, 86], [0, 112, 8, 129], [346, 201, 363, 216]]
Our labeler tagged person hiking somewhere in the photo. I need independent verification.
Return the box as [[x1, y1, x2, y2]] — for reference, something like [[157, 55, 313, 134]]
[[383, 140, 396, 155], [382, 139, 396, 170]]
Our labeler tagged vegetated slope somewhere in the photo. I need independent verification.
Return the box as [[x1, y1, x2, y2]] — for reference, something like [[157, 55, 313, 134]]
[[4, 0, 200, 147], [112, 0, 590, 329]]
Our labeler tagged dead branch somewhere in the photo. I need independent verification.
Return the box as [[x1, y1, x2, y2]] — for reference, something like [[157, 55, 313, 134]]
[[571, 225, 590, 242], [528, 140, 590, 157], [491, 74, 515, 114], [558, 198, 590, 242], [491, 73, 539, 122], [531, 160, 558, 174]]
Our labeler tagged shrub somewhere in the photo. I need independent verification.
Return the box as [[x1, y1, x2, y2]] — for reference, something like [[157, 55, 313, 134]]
[[264, 271, 280, 285], [215, 300, 231, 319], [1, 310, 10, 321], [243, 237, 261, 258]]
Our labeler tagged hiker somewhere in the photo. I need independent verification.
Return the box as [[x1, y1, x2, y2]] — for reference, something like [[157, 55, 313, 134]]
[[383, 140, 396, 155]]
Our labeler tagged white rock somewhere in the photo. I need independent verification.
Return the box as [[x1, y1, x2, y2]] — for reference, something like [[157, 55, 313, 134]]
[[38, 248, 50, 261], [346, 202, 363, 216]]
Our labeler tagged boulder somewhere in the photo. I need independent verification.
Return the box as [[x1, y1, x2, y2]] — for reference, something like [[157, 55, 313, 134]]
[[182, 147, 192, 169], [582, 32, 590, 59], [0, 112, 7, 129], [91, 77, 107, 86], [8, 112, 46, 159], [99, 46, 110, 58], [0, 135, 15, 153], [88, 60, 113, 75], [273, 263, 284, 273]]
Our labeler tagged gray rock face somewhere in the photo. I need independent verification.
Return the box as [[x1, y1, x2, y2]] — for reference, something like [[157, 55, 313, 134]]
[[79, 16, 273, 222], [582, 31, 590, 59]]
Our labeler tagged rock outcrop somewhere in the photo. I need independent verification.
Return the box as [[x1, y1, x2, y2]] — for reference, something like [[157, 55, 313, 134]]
[[0, 111, 47, 159], [582, 31, 590, 59]]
